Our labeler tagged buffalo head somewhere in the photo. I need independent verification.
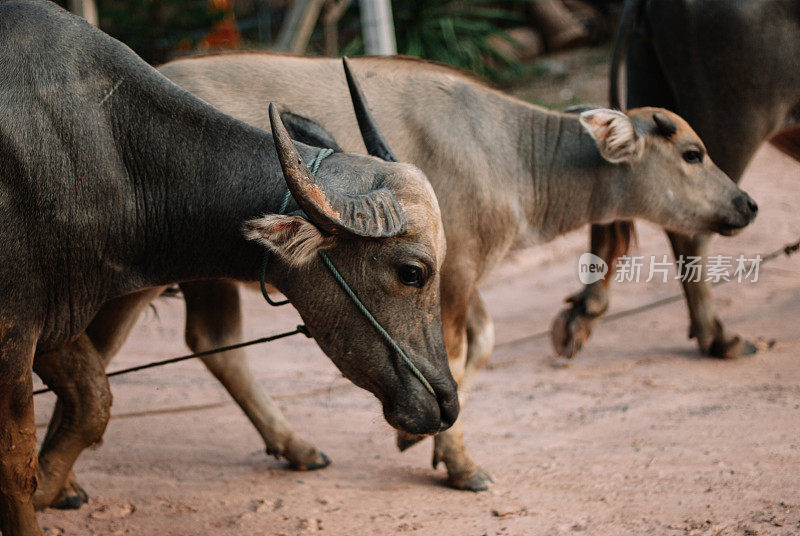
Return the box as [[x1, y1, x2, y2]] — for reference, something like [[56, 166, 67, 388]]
[[244, 60, 457, 436], [578, 107, 758, 236]]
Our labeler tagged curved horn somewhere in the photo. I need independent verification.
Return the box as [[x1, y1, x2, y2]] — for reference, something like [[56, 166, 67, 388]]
[[342, 57, 398, 162], [269, 102, 407, 238]]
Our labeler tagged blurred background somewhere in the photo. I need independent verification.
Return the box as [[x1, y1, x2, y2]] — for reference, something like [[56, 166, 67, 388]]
[[56, 0, 625, 108]]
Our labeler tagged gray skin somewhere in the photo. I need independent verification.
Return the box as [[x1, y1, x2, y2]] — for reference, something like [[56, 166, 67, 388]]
[[42, 52, 758, 502], [0, 3, 458, 534], [555, 0, 800, 360]]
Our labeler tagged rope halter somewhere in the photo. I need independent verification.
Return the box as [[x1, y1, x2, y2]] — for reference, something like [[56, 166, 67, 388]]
[[260, 148, 436, 397]]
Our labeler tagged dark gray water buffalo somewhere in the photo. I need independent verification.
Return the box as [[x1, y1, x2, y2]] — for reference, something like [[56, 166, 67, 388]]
[[53, 52, 757, 497], [0, 1, 458, 533], [554, 0, 800, 360]]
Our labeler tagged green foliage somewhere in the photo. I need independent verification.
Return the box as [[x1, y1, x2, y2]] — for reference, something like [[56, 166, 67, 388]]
[[96, 0, 531, 78], [343, 1, 530, 80], [396, 1, 523, 78]]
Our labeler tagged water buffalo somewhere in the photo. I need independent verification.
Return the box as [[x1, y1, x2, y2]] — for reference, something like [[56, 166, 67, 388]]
[[46, 52, 758, 500], [0, 2, 458, 533], [554, 0, 800, 359]]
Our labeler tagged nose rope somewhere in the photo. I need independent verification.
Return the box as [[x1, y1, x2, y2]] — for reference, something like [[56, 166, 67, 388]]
[[260, 148, 436, 397]]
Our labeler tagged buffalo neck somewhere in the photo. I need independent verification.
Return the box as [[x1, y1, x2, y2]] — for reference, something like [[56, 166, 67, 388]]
[[413, 80, 624, 247], [104, 65, 317, 294], [522, 107, 622, 243]]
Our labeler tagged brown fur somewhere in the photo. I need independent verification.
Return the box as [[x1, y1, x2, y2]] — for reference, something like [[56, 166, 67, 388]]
[[580, 109, 645, 163]]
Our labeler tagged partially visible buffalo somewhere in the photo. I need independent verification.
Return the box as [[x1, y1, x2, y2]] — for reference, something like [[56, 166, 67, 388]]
[[556, 0, 800, 359]]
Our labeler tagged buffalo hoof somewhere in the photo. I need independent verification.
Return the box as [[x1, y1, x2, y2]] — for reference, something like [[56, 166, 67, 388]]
[[551, 308, 596, 358], [705, 334, 757, 359], [447, 468, 494, 492], [269, 436, 331, 471], [699, 318, 758, 359], [289, 451, 331, 472], [51, 482, 89, 510], [551, 289, 607, 358], [396, 430, 426, 452]]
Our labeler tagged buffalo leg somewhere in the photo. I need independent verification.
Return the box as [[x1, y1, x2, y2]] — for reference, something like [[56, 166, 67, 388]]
[[0, 326, 41, 536], [551, 222, 630, 357], [667, 232, 755, 358], [181, 280, 329, 470], [770, 126, 800, 163], [552, 17, 676, 359], [32, 334, 111, 510], [87, 288, 167, 361], [428, 317, 487, 491], [397, 280, 493, 491], [432, 292, 495, 491], [39, 287, 164, 510], [457, 293, 495, 398], [39, 405, 88, 510]]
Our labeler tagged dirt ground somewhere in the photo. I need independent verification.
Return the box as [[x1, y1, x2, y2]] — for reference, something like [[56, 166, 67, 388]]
[[34, 53, 800, 535]]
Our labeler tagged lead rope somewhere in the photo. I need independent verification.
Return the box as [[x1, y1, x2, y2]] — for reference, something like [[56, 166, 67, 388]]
[[260, 147, 435, 397]]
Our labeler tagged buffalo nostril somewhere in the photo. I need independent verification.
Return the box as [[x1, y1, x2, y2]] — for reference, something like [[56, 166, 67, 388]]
[[440, 409, 456, 428], [733, 194, 757, 216], [438, 395, 459, 430]]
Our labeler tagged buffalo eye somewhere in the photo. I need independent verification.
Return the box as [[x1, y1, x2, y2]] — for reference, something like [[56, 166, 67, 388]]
[[398, 265, 425, 288], [682, 149, 704, 164]]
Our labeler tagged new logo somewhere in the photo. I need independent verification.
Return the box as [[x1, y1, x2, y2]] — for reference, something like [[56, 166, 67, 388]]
[[577, 253, 608, 284]]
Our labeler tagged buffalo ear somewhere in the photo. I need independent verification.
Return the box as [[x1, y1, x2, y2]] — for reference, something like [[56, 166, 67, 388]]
[[279, 110, 343, 152], [243, 214, 335, 267], [579, 108, 644, 163]]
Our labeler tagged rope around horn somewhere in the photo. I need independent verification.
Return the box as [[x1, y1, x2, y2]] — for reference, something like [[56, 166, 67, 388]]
[[317, 250, 435, 395], [259, 149, 334, 306]]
